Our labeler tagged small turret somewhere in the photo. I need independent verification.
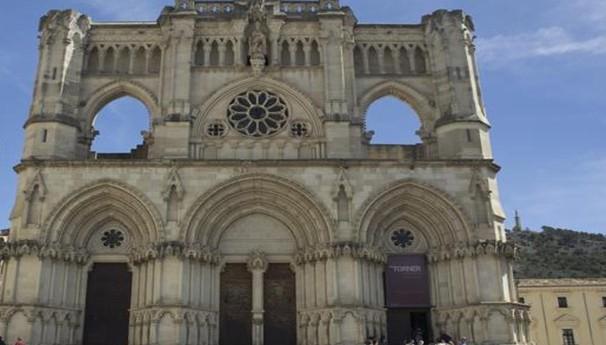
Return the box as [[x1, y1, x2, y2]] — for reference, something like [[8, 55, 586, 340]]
[[423, 10, 492, 160], [23, 10, 91, 160]]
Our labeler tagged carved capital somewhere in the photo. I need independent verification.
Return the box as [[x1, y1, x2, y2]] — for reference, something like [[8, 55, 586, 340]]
[[247, 250, 268, 272]]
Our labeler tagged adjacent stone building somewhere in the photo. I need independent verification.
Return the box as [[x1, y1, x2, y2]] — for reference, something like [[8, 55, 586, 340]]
[[518, 279, 606, 345], [0, 1, 530, 344]]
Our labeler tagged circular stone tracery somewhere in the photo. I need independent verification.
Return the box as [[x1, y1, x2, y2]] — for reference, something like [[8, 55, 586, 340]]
[[227, 90, 289, 137], [391, 229, 415, 249], [101, 229, 125, 249]]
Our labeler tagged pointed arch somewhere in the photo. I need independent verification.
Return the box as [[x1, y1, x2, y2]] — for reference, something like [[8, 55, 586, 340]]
[[180, 174, 333, 248], [368, 46, 380, 74], [103, 46, 116, 73], [87, 46, 100, 73], [281, 40, 291, 66], [355, 179, 473, 247], [42, 180, 165, 246], [195, 40, 205, 66], [81, 80, 160, 130], [358, 80, 437, 133]]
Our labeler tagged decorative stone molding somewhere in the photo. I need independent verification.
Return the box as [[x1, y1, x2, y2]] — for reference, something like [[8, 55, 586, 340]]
[[0, 240, 89, 264], [42, 179, 166, 244], [427, 240, 517, 263], [295, 242, 387, 265], [162, 167, 185, 201], [130, 241, 220, 265], [180, 173, 334, 246], [0, 305, 81, 326], [355, 178, 474, 245], [247, 250, 268, 272]]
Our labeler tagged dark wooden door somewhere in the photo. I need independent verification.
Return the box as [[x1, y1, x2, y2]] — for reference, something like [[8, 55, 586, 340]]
[[264, 264, 296, 345], [386, 309, 431, 345], [220, 264, 253, 345], [83, 263, 132, 345]]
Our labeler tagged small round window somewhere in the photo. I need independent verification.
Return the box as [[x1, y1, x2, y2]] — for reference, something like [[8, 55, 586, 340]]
[[391, 229, 414, 249], [227, 90, 289, 137], [101, 229, 125, 249]]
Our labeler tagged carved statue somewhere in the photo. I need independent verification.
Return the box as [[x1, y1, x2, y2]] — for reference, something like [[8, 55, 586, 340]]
[[248, 21, 267, 58]]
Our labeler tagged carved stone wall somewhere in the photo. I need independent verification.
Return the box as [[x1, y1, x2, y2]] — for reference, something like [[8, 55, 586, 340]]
[[1, 1, 529, 345]]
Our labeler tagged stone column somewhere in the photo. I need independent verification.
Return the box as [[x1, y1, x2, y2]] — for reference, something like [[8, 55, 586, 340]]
[[247, 251, 268, 345]]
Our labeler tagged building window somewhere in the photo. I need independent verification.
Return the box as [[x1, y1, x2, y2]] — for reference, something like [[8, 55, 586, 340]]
[[227, 90, 289, 137], [518, 297, 526, 304], [558, 297, 568, 308], [602, 296, 606, 307], [101, 229, 125, 249], [391, 229, 415, 249], [562, 329, 575, 345]]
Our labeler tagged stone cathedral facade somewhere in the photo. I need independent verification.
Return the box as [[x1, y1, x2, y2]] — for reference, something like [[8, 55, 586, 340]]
[[1, 1, 531, 345]]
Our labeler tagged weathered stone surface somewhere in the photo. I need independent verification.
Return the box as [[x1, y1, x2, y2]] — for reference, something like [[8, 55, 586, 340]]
[[0, 1, 529, 344]]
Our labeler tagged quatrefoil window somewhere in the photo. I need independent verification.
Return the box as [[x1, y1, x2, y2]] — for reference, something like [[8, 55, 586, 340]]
[[101, 229, 125, 249], [290, 121, 309, 138], [391, 229, 414, 249], [227, 90, 289, 137], [207, 122, 226, 137]]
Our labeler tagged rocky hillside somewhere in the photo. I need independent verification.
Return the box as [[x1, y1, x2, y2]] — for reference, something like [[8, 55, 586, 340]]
[[507, 226, 606, 279]]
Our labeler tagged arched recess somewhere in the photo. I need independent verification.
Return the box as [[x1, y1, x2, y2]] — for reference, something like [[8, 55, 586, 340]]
[[191, 76, 324, 137], [365, 96, 422, 144], [41, 180, 165, 246], [91, 96, 150, 153], [180, 174, 333, 248], [358, 81, 437, 138], [355, 179, 473, 248], [81, 80, 160, 132]]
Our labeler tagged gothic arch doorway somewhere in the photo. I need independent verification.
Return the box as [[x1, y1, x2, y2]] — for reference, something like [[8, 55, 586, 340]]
[[218, 214, 298, 345], [83, 262, 133, 345]]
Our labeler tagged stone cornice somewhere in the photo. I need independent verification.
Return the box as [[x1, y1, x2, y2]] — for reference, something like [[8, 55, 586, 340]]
[[130, 241, 220, 265], [295, 242, 387, 265], [23, 114, 82, 131], [433, 302, 531, 324], [0, 240, 89, 264], [427, 240, 517, 263], [14, 158, 501, 173]]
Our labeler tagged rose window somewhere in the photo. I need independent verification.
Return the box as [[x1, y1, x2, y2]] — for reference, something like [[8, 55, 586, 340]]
[[391, 229, 414, 249], [227, 90, 289, 137], [101, 229, 125, 249]]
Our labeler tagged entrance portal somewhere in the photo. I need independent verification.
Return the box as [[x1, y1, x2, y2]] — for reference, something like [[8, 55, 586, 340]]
[[264, 264, 296, 345], [387, 309, 432, 345], [220, 264, 253, 345], [83, 263, 132, 345]]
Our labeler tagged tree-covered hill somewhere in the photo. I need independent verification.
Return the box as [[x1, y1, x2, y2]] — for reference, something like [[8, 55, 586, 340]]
[[507, 226, 606, 279]]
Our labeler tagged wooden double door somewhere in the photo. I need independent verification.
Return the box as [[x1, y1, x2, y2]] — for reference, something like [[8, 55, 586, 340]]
[[83, 263, 133, 345], [220, 263, 296, 345]]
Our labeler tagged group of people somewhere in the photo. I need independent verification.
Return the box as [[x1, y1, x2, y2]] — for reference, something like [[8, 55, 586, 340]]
[[0, 337, 25, 345], [367, 332, 469, 345], [404, 334, 469, 345]]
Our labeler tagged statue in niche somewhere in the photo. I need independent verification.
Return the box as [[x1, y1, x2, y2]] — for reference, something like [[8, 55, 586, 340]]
[[249, 21, 267, 59], [247, 0, 268, 74]]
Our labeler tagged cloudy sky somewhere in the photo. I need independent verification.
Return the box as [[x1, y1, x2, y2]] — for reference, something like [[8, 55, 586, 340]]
[[0, 0, 605, 233]]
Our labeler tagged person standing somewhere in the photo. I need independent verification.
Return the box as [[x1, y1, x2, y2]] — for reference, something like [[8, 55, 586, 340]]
[[14, 338, 25, 345], [0, 336, 6, 345]]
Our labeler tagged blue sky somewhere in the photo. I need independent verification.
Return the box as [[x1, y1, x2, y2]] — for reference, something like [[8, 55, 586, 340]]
[[1, 0, 605, 233]]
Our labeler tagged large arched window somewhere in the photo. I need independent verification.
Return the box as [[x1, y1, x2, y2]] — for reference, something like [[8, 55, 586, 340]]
[[91, 96, 150, 155], [365, 96, 421, 144]]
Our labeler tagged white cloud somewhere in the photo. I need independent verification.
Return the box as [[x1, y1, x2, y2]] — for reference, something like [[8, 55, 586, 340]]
[[556, 0, 606, 29], [476, 27, 606, 65]]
